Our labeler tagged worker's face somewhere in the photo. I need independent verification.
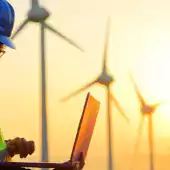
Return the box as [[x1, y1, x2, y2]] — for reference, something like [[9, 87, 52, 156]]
[[0, 42, 5, 58]]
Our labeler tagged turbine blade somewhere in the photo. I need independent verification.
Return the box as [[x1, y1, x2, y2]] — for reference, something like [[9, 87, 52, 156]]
[[102, 15, 111, 72], [11, 19, 29, 39], [44, 23, 83, 52], [152, 100, 169, 108], [152, 102, 161, 109], [60, 79, 97, 102], [130, 116, 145, 170], [110, 93, 129, 122], [129, 72, 146, 108]]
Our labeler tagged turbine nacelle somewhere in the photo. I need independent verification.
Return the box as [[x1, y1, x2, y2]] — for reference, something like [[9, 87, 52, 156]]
[[141, 106, 155, 115], [98, 71, 114, 85], [27, 7, 50, 22]]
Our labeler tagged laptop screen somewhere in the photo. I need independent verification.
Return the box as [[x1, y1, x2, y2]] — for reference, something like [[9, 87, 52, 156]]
[[70, 93, 100, 162]]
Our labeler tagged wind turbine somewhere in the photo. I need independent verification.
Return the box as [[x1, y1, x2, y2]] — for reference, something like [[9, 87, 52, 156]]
[[61, 16, 129, 170], [11, 0, 83, 169], [129, 73, 164, 170]]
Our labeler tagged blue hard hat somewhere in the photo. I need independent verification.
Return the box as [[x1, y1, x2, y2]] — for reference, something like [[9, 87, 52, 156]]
[[0, 0, 15, 49]]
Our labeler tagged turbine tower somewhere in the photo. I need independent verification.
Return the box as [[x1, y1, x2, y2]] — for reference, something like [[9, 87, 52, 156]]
[[61, 16, 129, 170], [11, 0, 83, 169], [129, 73, 164, 170]]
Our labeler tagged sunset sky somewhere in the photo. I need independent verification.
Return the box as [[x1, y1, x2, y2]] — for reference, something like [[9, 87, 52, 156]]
[[1, 0, 170, 169]]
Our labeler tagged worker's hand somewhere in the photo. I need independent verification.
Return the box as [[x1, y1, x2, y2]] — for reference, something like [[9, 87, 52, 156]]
[[6, 137, 35, 158], [79, 152, 85, 169]]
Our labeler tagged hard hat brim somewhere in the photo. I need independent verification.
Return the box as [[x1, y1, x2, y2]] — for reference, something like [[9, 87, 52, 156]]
[[0, 35, 15, 49]]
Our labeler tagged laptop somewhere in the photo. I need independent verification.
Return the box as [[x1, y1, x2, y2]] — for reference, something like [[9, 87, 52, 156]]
[[0, 92, 100, 170]]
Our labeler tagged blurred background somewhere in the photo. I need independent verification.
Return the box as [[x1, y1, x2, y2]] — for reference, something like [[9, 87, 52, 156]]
[[1, 0, 170, 169]]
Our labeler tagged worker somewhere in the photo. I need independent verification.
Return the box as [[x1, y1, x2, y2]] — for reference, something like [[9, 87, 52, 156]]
[[0, 0, 35, 161]]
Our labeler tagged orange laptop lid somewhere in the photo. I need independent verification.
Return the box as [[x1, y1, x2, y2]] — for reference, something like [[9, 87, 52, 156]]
[[70, 92, 100, 162]]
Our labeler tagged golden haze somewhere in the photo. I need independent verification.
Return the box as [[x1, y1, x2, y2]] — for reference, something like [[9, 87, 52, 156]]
[[0, 0, 170, 169]]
